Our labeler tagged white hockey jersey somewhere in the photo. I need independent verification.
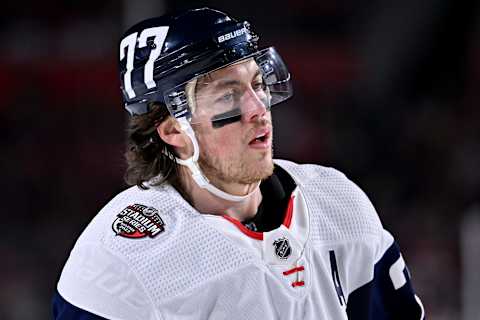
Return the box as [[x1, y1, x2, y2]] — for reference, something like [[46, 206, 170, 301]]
[[54, 160, 425, 320]]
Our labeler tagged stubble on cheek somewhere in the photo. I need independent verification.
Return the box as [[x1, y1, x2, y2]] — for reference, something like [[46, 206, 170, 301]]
[[197, 136, 274, 185]]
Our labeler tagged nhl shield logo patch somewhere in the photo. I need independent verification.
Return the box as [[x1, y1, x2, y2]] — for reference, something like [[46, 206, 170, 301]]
[[273, 237, 292, 260], [112, 204, 165, 239]]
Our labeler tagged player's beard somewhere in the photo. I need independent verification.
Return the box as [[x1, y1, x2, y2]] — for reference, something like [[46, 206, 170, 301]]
[[198, 141, 274, 187]]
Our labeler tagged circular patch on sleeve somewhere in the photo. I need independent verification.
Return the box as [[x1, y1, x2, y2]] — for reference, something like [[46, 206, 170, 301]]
[[112, 204, 165, 239]]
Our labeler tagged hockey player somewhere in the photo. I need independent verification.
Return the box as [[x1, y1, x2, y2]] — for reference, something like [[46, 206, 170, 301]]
[[53, 7, 425, 320]]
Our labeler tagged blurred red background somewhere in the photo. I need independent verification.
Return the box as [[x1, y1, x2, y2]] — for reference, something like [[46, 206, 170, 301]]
[[1, 1, 479, 319]]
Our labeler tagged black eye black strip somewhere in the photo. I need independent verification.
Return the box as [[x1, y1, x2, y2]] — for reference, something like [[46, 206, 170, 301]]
[[211, 108, 242, 128]]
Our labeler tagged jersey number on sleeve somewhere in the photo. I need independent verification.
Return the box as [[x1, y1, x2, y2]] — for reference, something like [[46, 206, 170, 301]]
[[389, 255, 407, 290]]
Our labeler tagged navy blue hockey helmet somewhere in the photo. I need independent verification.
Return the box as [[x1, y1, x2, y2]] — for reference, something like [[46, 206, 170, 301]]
[[119, 7, 293, 122]]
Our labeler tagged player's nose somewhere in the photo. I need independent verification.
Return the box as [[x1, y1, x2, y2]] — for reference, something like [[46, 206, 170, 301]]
[[242, 88, 268, 122]]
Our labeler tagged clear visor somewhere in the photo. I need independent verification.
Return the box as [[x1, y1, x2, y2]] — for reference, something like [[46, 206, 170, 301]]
[[164, 47, 292, 126]]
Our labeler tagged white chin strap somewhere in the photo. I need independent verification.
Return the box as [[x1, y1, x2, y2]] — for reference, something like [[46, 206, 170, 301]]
[[175, 118, 258, 202]]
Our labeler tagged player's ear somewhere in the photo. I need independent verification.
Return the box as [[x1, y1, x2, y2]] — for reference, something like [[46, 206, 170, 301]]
[[156, 117, 189, 149]]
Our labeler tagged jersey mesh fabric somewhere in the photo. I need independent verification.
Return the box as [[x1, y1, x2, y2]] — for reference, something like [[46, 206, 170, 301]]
[[59, 159, 387, 319], [102, 184, 255, 302], [97, 160, 382, 302], [274, 160, 382, 242]]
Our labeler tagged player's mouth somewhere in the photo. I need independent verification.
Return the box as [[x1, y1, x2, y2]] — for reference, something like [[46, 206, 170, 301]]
[[248, 129, 271, 149]]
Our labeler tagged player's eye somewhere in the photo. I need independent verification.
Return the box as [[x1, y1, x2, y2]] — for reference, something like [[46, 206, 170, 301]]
[[215, 89, 236, 104], [253, 82, 264, 90], [219, 92, 234, 102], [252, 78, 267, 92]]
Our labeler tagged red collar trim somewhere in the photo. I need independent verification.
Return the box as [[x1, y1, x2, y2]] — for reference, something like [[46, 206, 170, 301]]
[[282, 195, 295, 228], [222, 195, 295, 240], [222, 215, 264, 240]]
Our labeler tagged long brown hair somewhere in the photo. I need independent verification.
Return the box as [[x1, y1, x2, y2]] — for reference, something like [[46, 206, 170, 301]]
[[124, 103, 179, 189]]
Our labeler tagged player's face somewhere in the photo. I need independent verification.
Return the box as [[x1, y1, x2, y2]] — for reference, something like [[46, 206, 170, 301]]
[[191, 59, 274, 187]]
